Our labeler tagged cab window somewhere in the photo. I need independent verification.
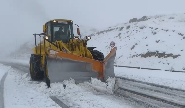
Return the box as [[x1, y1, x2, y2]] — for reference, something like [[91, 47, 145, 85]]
[[46, 23, 51, 41]]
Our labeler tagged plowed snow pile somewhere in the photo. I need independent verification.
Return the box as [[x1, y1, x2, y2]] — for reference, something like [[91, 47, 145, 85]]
[[88, 14, 185, 70]]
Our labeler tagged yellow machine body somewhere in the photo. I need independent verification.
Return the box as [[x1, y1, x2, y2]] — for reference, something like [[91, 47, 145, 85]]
[[29, 19, 116, 87]]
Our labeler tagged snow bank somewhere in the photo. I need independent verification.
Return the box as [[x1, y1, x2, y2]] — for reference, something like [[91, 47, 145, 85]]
[[0, 64, 11, 80], [115, 67, 185, 90], [85, 77, 116, 94]]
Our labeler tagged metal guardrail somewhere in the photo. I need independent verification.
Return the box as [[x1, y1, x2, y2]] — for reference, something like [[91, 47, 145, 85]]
[[114, 65, 185, 73]]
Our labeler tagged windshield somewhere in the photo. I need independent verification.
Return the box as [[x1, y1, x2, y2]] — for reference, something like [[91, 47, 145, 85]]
[[53, 24, 73, 42]]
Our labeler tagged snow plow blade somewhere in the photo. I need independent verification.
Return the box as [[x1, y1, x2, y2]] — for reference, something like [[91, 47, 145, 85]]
[[103, 47, 116, 80], [46, 47, 117, 84], [46, 57, 98, 83]]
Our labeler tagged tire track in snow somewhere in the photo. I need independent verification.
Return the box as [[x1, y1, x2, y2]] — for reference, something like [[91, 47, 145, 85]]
[[117, 76, 185, 92], [115, 77, 185, 108], [50, 96, 69, 108], [116, 87, 185, 108], [0, 72, 8, 108]]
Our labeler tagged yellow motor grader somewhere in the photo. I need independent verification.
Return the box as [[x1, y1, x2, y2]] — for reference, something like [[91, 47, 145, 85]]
[[29, 19, 117, 87]]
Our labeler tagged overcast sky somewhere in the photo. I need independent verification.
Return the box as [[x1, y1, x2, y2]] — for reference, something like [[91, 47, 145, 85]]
[[0, 0, 185, 56]]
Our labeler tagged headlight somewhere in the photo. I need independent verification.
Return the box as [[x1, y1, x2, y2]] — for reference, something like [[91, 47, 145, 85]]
[[85, 36, 91, 41], [45, 36, 48, 39], [87, 36, 91, 40]]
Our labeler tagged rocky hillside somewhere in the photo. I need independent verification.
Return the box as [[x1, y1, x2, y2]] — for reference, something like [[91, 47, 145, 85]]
[[87, 14, 185, 70]]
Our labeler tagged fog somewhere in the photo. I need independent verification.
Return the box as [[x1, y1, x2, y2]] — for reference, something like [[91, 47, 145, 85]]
[[0, 0, 184, 57]]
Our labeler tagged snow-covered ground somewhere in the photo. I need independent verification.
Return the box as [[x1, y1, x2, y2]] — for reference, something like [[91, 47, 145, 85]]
[[88, 14, 185, 71], [3, 58, 185, 92], [2, 66, 133, 108], [0, 65, 61, 108], [115, 67, 185, 90], [4, 69, 61, 108], [2, 60, 185, 107]]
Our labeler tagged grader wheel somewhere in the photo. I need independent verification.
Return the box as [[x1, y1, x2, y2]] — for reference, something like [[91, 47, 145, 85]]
[[29, 54, 44, 80]]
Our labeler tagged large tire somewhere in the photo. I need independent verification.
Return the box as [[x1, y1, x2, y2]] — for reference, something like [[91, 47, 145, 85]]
[[30, 62, 36, 80], [29, 54, 44, 80], [90, 50, 104, 61], [43, 56, 50, 88]]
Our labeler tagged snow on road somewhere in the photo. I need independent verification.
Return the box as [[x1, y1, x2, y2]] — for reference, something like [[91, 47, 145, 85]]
[[0, 64, 11, 80], [3, 67, 61, 108], [3, 65, 134, 108], [0, 64, 11, 108], [115, 67, 185, 90], [4, 58, 185, 106]]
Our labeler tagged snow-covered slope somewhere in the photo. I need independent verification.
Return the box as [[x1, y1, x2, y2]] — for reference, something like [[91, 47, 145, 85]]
[[88, 14, 185, 70]]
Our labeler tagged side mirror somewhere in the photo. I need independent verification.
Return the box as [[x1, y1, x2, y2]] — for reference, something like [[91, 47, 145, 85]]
[[44, 36, 49, 40], [77, 28, 81, 35], [44, 34, 51, 40]]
